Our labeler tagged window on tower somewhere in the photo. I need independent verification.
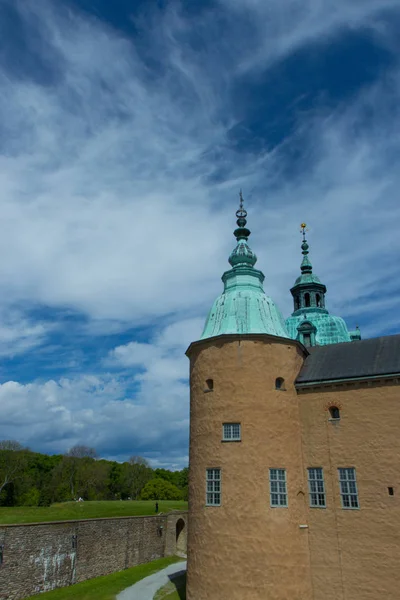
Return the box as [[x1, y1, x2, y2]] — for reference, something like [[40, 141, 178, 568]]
[[206, 468, 221, 506], [303, 333, 311, 347], [222, 423, 241, 441], [269, 469, 288, 507], [275, 377, 285, 390], [205, 379, 214, 392], [338, 468, 359, 509], [295, 295, 300, 310], [304, 293, 311, 307], [316, 293, 321, 307], [329, 406, 340, 420], [308, 468, 326, 507]]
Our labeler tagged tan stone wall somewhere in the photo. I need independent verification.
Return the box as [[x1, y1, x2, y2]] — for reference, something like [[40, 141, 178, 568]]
[[299, 380, 400, 600], [187, 336, 313, 600], [0, 511, 187, 600]]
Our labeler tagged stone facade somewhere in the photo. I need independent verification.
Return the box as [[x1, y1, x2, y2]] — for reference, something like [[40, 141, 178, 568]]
[[186, 334, 400, 600], [0, 511, 187, 600]]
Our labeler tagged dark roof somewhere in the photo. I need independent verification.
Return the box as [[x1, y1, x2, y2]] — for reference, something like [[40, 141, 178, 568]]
[[296, 334, 400, 385]]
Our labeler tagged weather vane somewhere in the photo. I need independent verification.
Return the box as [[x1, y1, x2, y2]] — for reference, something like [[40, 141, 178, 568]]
[[236, 189, 247, 219]]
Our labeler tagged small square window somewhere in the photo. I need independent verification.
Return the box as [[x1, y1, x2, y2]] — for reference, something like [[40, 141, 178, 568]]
[[222, 423, 241, 441]]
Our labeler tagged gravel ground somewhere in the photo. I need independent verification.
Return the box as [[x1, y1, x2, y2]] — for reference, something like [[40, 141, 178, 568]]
[[116, 561, 187, 600]]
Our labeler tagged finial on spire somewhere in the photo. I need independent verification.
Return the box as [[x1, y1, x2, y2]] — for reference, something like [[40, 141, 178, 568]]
[[236, 190, 247, 223], [234, 190, 249, 237], [299, 223, 312, 274], [229, 190, 257, 267]]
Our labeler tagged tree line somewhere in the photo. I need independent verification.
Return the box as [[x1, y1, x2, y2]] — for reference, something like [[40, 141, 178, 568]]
[[0, 440, 188, 506]]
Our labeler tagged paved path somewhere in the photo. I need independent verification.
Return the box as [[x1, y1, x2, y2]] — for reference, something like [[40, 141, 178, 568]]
[[117, 561, 187, 600]]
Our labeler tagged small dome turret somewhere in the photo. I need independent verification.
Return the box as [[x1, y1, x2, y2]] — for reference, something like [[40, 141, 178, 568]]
[[286, 224, 359, 346], [200, 192, 289, 340]]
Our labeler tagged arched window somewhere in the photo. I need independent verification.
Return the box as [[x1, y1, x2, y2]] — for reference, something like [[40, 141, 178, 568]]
[[316, 293, 321, 307], [304, 293, 311, 307], [275, 377, 285, 390], [329, 406, 340, 420], [205, 379, 214, 391], [295, 295, 300, 310]]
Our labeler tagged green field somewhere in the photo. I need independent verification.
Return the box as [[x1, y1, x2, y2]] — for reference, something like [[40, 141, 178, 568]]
[[154, 573, 186, 599], [24, 556, 182, 600], [0, 500, 187, 525]]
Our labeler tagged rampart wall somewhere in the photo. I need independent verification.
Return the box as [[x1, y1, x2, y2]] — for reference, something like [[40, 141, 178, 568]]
[[0, 511, 187, 600]]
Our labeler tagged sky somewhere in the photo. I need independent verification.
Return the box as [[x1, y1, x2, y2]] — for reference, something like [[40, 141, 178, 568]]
[[0, 0, 400, 470]]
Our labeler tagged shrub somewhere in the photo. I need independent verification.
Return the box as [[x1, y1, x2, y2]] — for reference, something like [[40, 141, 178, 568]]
[[140, 478, 183, 501]]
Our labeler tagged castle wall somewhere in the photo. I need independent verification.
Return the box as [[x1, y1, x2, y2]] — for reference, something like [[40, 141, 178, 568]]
[[0, 511, 187, 600], [299, 380, 400, 600], [187, 336, 312, 600]]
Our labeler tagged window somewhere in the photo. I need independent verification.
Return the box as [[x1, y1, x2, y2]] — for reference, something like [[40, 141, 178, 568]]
[[72, 535, 77, 550], [206, 469, 221, 506], [295, 295, 300, 310], [388, 487, 394, 496], [303, 333, 311, 347], [275, 377, 285, 390], [329, 406, 340, 420], [308, 468, 326, 507], [269, 469, 287, 507], [205, 378, 213, 392], [316, 293, 321, 307], [338, 468, 359, 509], [304, 293, 311, 307], [222, 423, 241, 441]]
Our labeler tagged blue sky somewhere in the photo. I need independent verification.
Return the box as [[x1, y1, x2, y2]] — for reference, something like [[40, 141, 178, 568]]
[[0, 0, 400, 469]]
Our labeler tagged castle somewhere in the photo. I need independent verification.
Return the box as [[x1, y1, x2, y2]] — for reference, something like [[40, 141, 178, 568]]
[[185, 195, 400, 600]]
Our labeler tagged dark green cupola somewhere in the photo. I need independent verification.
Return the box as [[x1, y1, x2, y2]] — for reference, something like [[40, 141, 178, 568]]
[[286, 224, 360, 346]]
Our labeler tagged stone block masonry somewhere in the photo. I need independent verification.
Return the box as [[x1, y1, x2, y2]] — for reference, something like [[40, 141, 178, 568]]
[[0, 511, 187, 600]]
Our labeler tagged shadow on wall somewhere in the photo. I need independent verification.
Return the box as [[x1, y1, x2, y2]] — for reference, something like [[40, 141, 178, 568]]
[[167, 571, 187, 600]]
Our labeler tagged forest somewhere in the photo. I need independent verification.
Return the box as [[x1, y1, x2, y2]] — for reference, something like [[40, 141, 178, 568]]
[[0, 440, 188, 506]]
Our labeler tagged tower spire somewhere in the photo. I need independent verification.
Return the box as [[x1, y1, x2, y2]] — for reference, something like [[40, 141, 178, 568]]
[[300, 223, 312, 274], [229, 191, 257, 267], [233, 190, 251, 241]]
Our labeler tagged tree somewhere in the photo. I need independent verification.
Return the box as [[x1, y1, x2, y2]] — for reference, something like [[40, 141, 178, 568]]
[[141, 478, 183, 501], [127, 456, 153, 499], [0, 440, 29, 500], [61, 445, 98, 498], [0, 440, 25, 451]]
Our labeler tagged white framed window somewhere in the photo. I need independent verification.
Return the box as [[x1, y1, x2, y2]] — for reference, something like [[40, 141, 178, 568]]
[[269, 468, 287, 507], [308, 468, 326, 507], [338, 468, 359, 509], [222, 423, 241, 441], [206, 468, 221, 506]]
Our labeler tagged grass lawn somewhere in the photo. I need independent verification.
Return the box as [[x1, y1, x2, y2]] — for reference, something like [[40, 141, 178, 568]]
[[23, 556, 182, 600], [0, 500, 187, 525], [154, 573, 186, 600]]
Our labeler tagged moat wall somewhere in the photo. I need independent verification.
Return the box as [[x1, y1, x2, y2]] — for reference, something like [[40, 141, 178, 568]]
[[0, 511, 187, 600]]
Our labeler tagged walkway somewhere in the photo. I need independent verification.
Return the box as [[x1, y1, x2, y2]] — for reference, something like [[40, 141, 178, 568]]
[[116, 561, 187, 600]]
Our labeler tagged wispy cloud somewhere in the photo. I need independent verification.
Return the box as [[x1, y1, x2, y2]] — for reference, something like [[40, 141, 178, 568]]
[[0, 0, 399, 464]]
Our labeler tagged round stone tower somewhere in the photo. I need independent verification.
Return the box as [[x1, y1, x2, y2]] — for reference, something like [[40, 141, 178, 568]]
[[186, 197, 313, 600]]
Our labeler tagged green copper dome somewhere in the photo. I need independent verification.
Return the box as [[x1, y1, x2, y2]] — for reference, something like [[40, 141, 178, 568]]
[[285, 225, 359, 346], [201, 194, 289, 340]]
